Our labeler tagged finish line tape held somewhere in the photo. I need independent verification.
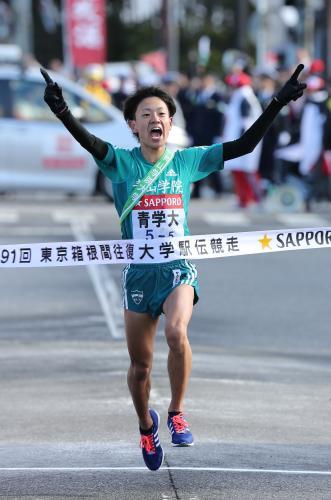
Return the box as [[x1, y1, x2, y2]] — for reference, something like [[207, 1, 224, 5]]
[[1, 226, 330, 268]]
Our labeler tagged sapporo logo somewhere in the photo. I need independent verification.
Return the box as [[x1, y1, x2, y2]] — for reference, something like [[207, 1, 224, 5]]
[[131, 290, 144, 305]]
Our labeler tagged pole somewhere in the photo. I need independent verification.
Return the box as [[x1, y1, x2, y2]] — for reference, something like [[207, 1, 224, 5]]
[[11, 0, 33, 57], [256, 0, 267, 68], [236, 0, 248, 51], [166, 0, 179, 71], [61, 0, 72, 76], [325, 0, 331, 78], [304, 0, 315, 57]]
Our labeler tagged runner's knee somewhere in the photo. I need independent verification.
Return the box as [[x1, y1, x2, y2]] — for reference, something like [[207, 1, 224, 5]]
[[129, 360, 152, 382], [165, 322, 188, 353]]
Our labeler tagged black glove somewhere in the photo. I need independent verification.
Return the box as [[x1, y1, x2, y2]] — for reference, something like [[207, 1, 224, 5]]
[[40, 68, 68, 116], [275, 64, 306, 106]]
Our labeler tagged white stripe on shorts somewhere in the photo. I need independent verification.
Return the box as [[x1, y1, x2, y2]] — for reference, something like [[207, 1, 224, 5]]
[[182, 261, 197, 287], [122, 264, 130, 309]]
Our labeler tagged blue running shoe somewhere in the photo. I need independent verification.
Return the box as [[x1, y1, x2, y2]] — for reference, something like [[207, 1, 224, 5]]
[[140, 409, 164, 471], [167, 412, 194, 446]]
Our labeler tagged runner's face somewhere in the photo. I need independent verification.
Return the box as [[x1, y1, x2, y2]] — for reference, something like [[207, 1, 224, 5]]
[[130, 97, 173, 149]]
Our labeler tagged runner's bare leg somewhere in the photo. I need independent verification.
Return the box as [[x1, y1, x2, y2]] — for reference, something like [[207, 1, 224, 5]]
[[163, 284, 194, 412], [125, 310, 159, 429]]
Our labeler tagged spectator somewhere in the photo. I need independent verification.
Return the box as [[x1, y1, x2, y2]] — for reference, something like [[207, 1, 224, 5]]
[[176, 73, 196, 128], [112, 75, 131, 110], [255, 71, 280, 189], [299, 75, 330, 209], [190, 74, 224, 198], [222, 70, 263, 208], [48, 58, 73, 80], [82, 64, 112, 106], [160, 72, 186, 130]]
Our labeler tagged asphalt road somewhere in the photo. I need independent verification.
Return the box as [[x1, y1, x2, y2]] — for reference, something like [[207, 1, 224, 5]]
[[0, 194, 330, 499]]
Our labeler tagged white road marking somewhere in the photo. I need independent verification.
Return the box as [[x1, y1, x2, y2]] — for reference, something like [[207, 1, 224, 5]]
[[0, 212, 19, 223], [53, 212, 96, 224], [0, 226, 73, 236], [202, 212, 250, 227], [276, 213, 329, 227], [0, 467, 330, 475], [71, 220, 124, 339]]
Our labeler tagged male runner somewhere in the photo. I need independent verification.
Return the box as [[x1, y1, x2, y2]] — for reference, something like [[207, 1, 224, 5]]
[[41, 65, 305, 471]]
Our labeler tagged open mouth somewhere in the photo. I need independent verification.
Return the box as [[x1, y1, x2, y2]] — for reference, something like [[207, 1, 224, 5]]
[[150, 126, 163, 139]]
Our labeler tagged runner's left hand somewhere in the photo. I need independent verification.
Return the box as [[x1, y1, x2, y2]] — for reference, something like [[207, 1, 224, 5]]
[[275, 64, 307, 106]]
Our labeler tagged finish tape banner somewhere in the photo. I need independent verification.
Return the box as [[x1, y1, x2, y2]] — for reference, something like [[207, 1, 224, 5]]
[[0, 227, 331, 268]]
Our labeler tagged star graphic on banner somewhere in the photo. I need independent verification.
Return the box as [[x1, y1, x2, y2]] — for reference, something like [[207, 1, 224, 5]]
[[259, 234, 272, 250]]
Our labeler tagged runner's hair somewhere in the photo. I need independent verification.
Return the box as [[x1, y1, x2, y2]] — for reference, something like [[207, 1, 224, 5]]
[[123, 86, 176, 122]]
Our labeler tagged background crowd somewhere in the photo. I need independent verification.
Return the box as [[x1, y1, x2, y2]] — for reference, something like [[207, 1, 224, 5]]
[[47, 51, 331, 212]]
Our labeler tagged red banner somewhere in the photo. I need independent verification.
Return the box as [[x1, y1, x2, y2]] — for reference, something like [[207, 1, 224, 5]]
[[141, 50, 167, 75], [65, 0, 106, 68]]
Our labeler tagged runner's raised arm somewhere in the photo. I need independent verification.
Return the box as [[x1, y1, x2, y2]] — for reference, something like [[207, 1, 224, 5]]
[[223, 64, 306, 161], [40, 68, 108, 160]]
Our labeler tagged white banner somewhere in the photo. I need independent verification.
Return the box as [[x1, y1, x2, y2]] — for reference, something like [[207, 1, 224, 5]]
[[0, 227, 331, 268]]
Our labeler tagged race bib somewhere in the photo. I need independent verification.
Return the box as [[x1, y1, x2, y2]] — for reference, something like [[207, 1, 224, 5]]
[[132, 194, 185, 240]]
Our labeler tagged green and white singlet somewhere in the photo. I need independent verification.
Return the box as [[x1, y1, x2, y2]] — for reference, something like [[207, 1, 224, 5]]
[[94, 143, 224, 240]]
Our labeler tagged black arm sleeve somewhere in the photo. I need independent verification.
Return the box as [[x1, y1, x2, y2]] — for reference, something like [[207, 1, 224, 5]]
[[58, 110, 108, 160], [223, 98, 282, 161]]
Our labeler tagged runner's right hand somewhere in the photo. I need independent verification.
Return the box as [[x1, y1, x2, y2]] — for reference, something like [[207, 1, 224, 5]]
[[40, 68, 68, 116]]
